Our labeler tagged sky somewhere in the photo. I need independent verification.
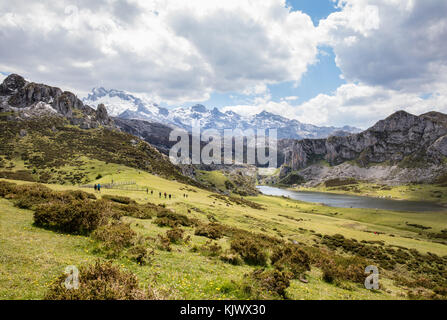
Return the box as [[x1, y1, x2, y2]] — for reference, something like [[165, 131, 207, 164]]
[[1, 0, 447, 129]]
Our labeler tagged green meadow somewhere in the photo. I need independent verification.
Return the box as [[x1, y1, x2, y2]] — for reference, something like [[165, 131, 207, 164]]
[[1, 160, 447, 300]]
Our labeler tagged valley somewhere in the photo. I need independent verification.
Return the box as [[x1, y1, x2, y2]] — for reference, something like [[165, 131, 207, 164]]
[[2, 165, 447, 300], [0, 74, 446, 301]]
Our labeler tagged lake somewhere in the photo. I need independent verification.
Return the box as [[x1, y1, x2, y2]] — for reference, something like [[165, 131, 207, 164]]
[[257, 185, 447, 212]]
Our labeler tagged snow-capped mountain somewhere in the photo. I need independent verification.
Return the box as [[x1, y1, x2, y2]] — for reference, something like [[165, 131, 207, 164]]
[[83, 87, 169, 119], [82, 88, 361, 139]]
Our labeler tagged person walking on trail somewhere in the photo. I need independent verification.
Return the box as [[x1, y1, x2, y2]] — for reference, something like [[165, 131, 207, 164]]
[[146, 188, 148, 194], [97, 184, 101, 192], [151, 190, 153, 195], [159, 192, 161, 198], [94, 184, 97, 191], [164, 192, 167, 199], [169, 194, 171, 200]]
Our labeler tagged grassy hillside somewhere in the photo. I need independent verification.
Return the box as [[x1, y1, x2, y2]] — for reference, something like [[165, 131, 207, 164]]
[[0, 115, 201, 187], [1, 160, 447, 300]]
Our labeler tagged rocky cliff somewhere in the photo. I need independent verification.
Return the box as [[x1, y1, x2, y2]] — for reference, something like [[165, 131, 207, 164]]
[[0, 74, 113, 128], [278, 111, 447, 185]]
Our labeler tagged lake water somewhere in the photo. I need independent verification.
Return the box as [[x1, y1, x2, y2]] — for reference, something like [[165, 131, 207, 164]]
[[257, 185, 447, 212]]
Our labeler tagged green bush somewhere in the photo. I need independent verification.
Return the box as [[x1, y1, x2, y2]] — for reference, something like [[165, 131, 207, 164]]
[[157, 234, 172, 252], [33, 199, 109, 235], [92, 221, 136, 257], [45, 260, 155, 300], [194, 223, 224, 240], [0, 182, 95, 209], [117, 203, 154, 219], [321, 256, 367, 284], [127, 244, 154, 266], [192, 241, 222, 257], [230, 236, 268, 266], [166, 227, 185, 244], [0, 181, 17, 197], [155, 211, 195, 228], [219, 251, 243, 265], [242, 269, 290, 299], [271, 245, 311, 279]]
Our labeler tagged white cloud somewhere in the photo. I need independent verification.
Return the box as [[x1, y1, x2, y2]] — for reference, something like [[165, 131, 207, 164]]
[[318, 0, 447, 93], [223, 82, 447, 129], [0, 0, 319, 104]]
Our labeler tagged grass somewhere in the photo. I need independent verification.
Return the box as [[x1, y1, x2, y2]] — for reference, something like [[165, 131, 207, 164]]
[[1, 160, 447, 300]]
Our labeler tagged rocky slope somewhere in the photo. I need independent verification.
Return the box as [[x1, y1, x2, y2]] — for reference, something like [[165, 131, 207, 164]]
[[0, 74, 113, 129], [277, 111, 447, 185]]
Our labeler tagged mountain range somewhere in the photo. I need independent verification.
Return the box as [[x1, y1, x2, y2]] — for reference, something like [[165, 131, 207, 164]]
[[2, 74, 447, 187], [83, 87, 361, 140]]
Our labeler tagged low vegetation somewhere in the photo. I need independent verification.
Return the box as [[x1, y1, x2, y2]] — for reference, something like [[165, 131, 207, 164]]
[[1, 161, 447, 300]]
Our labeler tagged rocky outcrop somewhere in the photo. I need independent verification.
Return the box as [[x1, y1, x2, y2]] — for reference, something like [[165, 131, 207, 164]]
[[0, 74, 114, 128], [279, 111, 447, 171]]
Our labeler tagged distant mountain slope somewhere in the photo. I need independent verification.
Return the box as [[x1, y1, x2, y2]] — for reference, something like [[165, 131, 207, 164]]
[[82, 87, 361, 139], [277, 110, 447, 185]]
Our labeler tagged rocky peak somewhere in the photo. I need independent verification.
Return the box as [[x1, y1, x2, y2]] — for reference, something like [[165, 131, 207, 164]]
[[96, 103, 112, 125], [0, 74, 26, 95], [0, 74, 114, 129], [191, 104, 207, 113]]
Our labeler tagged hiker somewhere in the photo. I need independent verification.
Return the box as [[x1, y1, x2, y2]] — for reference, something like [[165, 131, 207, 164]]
[[159, 192, 161, 198], [146, 188, 149, 194], [169, 194, 171, 200], [94, 184, 97, 191], [97, 184, 101, 192], [164, 192, 167, 199]]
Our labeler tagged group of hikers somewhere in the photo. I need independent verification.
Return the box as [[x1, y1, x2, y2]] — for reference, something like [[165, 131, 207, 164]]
[[93, 183, 187, 200]]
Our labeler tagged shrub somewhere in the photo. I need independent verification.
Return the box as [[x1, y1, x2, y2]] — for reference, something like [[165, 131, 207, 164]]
[[321, 256, 367, 284], [0, 182, 96, 209], [11, 183, 57, 209], [242, 269, 290, 299], [33, 199, 109, 234], [195, 241, 222, 257], [155, 211, 195, 228], [271, 245, 311, 279], [154, 217, 177, 228], [166, 227, 185, 244], [220, 251, 243, 265], [230, 236, 268, 266], [92, 221, 136, 257], [0, 181, 17, 197], [157, 234, 172, 252], [117, 203, 154, 219], [45, 260, 154, 300], [127, 245, 154, 266], [194, 223, 224, 240]]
